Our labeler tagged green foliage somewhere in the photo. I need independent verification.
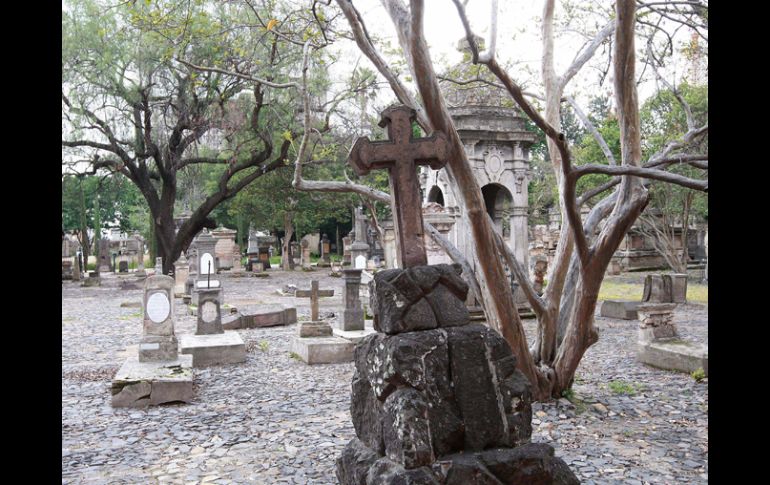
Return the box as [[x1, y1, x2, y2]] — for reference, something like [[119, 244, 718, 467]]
[[607, 380, 644, 396], [258, 340, 270, 352], [691, 368, 706, 382], [288, 352, 302, 361]]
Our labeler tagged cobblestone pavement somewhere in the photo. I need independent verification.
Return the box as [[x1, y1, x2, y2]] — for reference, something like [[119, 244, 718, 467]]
[[62, 270, 707, 484]]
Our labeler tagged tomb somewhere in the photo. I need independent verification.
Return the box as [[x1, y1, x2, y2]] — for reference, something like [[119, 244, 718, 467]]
[[179, 286, 246, 368], [111, 275, 193, 408], [290, 280, 356, 364], [636, 303, 708, 376], [600, 300, 641, 320], [211, 226, 238, 270]]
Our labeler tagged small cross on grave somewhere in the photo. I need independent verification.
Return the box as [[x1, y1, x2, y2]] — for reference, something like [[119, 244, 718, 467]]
[[347, 105, 449, 268], [295, 280, 334, 321]]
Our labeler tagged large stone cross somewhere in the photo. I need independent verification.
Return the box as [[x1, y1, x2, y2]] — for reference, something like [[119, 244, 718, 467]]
[[295, 280, 334, 321], [347, 105, 449, 267]]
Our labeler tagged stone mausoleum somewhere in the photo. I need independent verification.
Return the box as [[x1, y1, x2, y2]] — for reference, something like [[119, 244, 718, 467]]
[[418, 38, 537, 283]]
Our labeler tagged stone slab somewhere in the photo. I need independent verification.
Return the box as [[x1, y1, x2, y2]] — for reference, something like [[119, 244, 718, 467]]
[[299, 321, 333, 337], [111, 354, 194, 408], [600, 300, 640, 320], [179, 331, 246, 367], [332, 327, 377, 343], [239, 308, 297, 329], [290, 336, 355, 365], [637, 340, 708, 376]]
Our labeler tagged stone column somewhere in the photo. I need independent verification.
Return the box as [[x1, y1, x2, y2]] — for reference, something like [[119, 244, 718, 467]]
[[339, 269, 364, 331], [510, 142, 530, 271]]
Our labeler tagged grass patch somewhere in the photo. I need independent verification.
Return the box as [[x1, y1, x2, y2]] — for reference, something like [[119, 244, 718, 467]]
[[607, 380, 644, 396], [118, 311, 142, 320], [561, 387, 588, 414], [599, 279, 708, 304], [691, 367, 706, 382], [289, 352, 302, 361], [258, 340, 269, 352]]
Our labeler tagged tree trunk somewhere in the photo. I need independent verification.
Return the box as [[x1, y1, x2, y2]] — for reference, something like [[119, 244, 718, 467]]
[[282, 211, 295, 271], [78, 180, 90, 267]]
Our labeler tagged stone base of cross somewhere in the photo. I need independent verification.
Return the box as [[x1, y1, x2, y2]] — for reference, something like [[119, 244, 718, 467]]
[[295, 280, 335, 322]]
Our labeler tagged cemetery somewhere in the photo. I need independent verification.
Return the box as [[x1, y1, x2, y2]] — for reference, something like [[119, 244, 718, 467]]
[[63, 1, 707, 484]]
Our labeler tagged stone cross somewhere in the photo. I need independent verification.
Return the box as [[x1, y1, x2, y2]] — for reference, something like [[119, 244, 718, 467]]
[[295, 280, 334, 321], [347, 105, 449, 267]]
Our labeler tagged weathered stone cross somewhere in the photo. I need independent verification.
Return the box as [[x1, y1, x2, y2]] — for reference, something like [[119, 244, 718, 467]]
[[347, 105, 449, 267], [295, 280, 334, 322]]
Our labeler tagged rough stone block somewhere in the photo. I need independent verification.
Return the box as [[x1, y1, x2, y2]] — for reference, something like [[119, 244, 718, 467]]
[[336, 438, 381, 485], [383, 388, 434, 469], [111, 354, 193, 408], [371, 264, 469, 335], [600, 300, 640, 320], [179, 331, 246, 367], [637, 340, 708, 375], [290, 336, 355, 364]]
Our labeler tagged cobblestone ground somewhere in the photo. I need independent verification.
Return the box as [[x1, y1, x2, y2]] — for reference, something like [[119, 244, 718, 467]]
[[62, 270, 707, 485]]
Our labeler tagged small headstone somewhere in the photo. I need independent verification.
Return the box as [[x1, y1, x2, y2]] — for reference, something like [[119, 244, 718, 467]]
[[301, 239, 312, 270], [196, 288, 223, 335], [354, 254, 366, 270], [139, 275, 178, 362], [338, 269, 364, 331], [118, 260, 129, 273]]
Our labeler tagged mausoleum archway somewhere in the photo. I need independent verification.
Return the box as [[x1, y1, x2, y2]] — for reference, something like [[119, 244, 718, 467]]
[[481, 183, 512, 237]]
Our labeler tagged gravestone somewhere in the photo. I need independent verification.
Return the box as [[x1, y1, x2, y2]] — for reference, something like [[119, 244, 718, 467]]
[[118, 260, 129, 273], [301, 239, 312, 270], [192, 232, 223, 306], [319, 234, 332, 266], [180, 286, 246, 368], [62, 260, 73, 280], [337, 269, 364, 332], [291, 280, 356, 364], [636, 303, 708, 375], [643, 273, 688, 304], [290, 241, 300, 267], [336, 105, 577, 484], [600, 300, 641, 320], [174, 253, 189, 296], [258, 246, 271, 270], [231, 245, 244, 272], [350, 207, 371, 267], [111, 275, 194, 408], [135, 250, 146, 277], [72, 255, 81, 282], [342, 235, 352, 266], [154, 257, 163, 274], [211, 226, 238, 270], [98, 239, 111, 273]]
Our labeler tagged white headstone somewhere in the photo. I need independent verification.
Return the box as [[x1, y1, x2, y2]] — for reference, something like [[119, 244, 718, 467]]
[[146, 292, 171, 323], [355, 255, 367, 269], [201, 301, 218, 323]]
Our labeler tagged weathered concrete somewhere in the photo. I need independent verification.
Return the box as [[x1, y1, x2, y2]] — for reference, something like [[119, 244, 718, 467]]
[[111, 354, 194, 408], [637, 340, 708, 376], [332, 326, 377, 343], [179, 331, 246, 367], [600, 300, 641, 320], [290, 336, 355, 365]]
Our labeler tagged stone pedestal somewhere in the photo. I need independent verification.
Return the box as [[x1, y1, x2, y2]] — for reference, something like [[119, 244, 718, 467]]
[[111, 354, 194, 408], [336, 264, 578, 484], [339, 269, 365, 331], [179, 332, 246, 367], [298, 321, 333, 338]]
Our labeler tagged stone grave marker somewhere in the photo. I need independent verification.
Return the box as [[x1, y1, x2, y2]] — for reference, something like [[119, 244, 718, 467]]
[[337, 269, 364, 332], [174, 253, 189, 296], [336, 105, 578, 483], [319, 234, 332, 266], [111, 274, 194, 408], [636, 302, 707, 375], [98, 239, 111, 273], [295, 280, 334, 322], [154, 257, 163, 274], [118, 260, 129, 273], [301, 239, 312, 270], [350, 207, 370, 266], [642, 273, 688, 304]]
